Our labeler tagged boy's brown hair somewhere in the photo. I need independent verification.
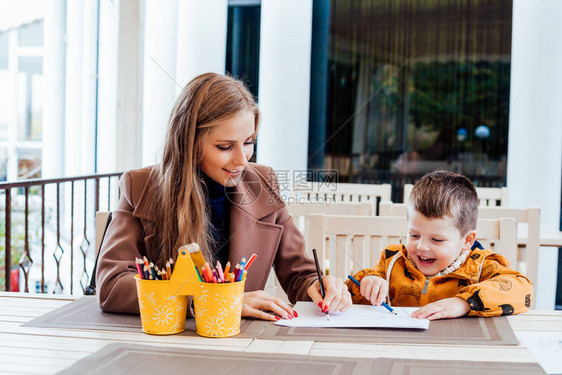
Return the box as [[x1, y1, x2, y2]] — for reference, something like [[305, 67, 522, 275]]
[[408, 170, 479, 235]]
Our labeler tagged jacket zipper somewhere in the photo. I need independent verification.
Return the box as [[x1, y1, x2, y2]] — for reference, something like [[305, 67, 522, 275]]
[[421, 279, 430, 294]]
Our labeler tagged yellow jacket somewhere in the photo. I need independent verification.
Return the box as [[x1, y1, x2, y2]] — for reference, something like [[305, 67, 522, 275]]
[[345, 243, 532, 317]]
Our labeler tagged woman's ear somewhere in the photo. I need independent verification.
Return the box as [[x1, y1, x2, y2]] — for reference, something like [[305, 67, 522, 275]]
[[462, 230, 477, 250]]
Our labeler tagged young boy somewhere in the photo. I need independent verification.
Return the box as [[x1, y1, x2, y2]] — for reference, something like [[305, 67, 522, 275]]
[[346, 170, 532, 320]]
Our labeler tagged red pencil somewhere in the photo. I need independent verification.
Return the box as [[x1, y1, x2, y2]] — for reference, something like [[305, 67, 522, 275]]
[[245, 253, 257, 270]]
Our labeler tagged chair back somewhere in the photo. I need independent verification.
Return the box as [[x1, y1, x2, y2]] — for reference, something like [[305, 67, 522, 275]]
[[291, 182, 391, 214], [307, 214, 517, 283], [403, 183, 509, 206], [84, 211, 112, 295], [288, 201, 374, 235], [95, 212, 112, 257]]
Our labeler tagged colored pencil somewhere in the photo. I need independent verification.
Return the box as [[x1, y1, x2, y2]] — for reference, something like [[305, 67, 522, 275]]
[[237, 257, 246, 282], [166, 261, 172, 278], [216, 260, 225, 283], [135, 258, 143, 279], [312, 249, 329, 320], [245, 253, 257, 270]]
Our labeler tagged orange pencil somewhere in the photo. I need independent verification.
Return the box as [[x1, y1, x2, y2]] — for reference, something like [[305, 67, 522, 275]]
[[166, 261, 172, 277], [203, 262, 212, 282], [224, 261, 231, 276], [201, 265, 210, 283]]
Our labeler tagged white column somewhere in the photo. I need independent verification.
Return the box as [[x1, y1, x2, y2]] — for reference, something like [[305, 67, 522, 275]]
[[98, 0, 144, 173], [80, 0, 98, 174], [257, 0, 313, 176], [42, 0, 66, 178], [175, 0, 227, 92], [96, 0, 119, 173], [64, 0, 84, 177], [7, 29, 19, 181], [507, 0, 562, 310], [142, 0, 179, 166]]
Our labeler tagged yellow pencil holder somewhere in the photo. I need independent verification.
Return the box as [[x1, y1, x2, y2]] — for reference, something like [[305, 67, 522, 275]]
[[193, 279, 245, 338], [135, 277, 190, 335], [135, 247, 202, 335]]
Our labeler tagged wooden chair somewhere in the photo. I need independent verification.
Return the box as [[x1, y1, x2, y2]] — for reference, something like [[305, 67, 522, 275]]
[[287, 201, 374, 235], [289, 182, 391, 214], [306, 214, 517, 284], [84, 211, 112, 295], [403, 183, 509, 206], [265, 202, 376, 303]]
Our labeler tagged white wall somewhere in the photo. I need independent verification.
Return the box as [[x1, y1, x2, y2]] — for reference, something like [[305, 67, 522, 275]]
[[507, 0, 562, 310], [176, 0, 228, 92], [141, 0, 178, 167], [257, 0, 313, 178], [140, 0, 228, 166], [41, 0, 66, 178]]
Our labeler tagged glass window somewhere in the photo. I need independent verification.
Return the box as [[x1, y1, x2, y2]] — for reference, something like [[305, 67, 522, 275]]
[[226, 3, 261, 161], [309, 0, 513, 200], [226, 4, 261, 98]]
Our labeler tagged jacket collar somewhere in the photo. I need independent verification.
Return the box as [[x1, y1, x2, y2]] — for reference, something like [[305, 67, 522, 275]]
[[398, 243, 493, 280], [132, 163, 285, 222]]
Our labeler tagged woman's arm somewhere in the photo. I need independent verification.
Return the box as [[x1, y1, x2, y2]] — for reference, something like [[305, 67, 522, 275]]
[[96, 171, 145, 313]]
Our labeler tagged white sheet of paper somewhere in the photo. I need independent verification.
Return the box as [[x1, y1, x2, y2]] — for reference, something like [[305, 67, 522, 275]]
[[515, 331, 562, 374], [276, 301, 429, 329]]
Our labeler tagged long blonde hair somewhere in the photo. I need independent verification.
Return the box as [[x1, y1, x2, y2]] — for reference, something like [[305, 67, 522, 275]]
[[149, 73, 259, 266]]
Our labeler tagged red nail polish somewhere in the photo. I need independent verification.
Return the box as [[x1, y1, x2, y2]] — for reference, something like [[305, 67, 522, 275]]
[[275, 316, 281, 320], [287, 314, 293, 319], [293, 311, 298, 317], [318, 302, 323, 309], [322, 305, 329, 313]]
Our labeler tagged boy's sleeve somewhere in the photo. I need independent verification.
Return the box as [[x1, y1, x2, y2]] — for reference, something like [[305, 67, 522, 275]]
[[456, 253, 533, 317], [344, 246, 395, 305]]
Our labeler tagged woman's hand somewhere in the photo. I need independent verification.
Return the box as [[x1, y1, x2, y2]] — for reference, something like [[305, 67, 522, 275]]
[[411, 297, 470, 320], [241, 290, 296, 321], [360, 275, 389, 306], [307, 275, 352, 313]]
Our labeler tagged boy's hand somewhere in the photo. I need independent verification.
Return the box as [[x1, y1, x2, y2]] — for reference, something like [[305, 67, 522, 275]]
[[411, 297, 470, 320], [360, 275, 389, 306]]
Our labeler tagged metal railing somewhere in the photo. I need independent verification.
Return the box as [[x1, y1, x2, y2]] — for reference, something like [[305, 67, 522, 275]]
[[1, 172, 123, 294]]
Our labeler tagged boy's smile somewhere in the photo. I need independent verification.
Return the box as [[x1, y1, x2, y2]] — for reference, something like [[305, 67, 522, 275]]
[[406, 210, 475, 276]]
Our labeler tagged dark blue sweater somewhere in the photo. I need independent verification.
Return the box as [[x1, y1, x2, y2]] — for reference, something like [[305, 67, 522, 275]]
[[202, 173, 231, 266]]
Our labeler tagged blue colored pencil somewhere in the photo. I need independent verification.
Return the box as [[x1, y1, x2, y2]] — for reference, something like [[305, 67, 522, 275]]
[[347, 275, 397, 315]]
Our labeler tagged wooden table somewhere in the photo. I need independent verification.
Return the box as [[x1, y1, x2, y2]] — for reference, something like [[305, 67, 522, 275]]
[[1, 292, 561, 374]]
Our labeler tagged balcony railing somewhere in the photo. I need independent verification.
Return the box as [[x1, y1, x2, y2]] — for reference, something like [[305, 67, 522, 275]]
[[1, 172, 123, 294]]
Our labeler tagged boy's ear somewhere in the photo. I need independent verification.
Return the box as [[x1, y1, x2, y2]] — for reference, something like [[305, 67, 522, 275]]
[[462, 230, 477, 250]]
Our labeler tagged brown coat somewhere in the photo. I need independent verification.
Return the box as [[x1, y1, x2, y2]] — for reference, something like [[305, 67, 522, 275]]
[[96, 163, 317, 313]]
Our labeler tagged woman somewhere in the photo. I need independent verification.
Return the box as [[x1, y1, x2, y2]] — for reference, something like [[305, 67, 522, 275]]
[[96, 73, 352, 320]]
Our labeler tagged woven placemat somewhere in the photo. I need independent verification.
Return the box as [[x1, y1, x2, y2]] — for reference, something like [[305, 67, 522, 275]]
[[258, 314, 518, 345], [57, 342, 375, 375], [24, 296, 268, 339], [57, 343, 546, 375]]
